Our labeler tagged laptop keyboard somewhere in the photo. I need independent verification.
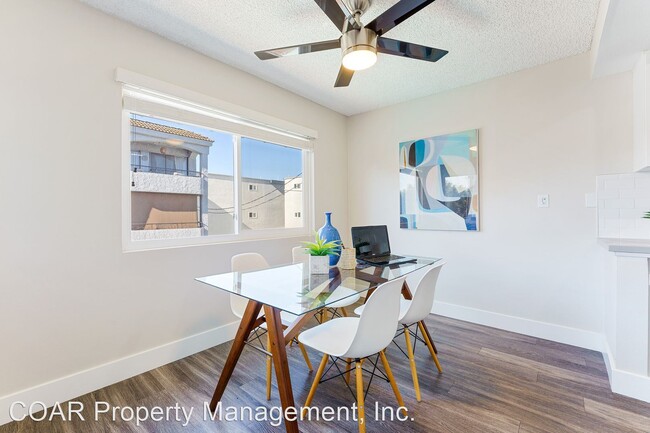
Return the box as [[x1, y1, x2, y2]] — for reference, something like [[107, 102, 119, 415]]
[[363, 254, 403, 263]]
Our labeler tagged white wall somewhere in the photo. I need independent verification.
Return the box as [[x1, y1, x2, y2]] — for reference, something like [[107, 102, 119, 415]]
[[0, 0, 347, 413], [347, 53, 632, 341]]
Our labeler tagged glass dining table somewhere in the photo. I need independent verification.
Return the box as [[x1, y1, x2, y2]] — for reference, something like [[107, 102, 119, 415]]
[[196, 257, 441, 433]]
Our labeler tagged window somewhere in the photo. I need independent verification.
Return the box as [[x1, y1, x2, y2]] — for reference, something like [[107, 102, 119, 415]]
[[131, 151, 142, 170], [123, 85, 313, 249], [241, 137, 303, 231], [148, 153, 189, 175]]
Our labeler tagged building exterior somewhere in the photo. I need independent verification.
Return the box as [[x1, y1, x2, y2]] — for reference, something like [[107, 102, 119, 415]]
[[130, 118, 212, 240], [130, 117, 304, 239], [284, 177, 303, 228], [207, 175, 303, 233]]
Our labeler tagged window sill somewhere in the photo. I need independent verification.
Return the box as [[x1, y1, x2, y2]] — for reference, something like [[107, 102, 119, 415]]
[[122, 228, 311, 253]]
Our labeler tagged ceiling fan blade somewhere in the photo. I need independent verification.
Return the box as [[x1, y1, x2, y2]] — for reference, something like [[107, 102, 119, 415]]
[[255, 39, 340, 60], [377, 37, 448, 62], [313, 0, 358, 33], [366, 0, 436, 36], [334, 65, 354, 87]]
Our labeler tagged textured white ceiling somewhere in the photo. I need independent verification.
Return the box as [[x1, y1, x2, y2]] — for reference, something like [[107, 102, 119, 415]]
[[80, 0, 601, 116]]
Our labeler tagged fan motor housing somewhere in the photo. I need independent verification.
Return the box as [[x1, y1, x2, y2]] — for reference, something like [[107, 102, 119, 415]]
[[341, 28, 378, 59]]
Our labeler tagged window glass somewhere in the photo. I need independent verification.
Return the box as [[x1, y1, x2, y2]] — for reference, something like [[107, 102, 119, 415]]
[[128, 112, 307, 244], [129, 114, 235, 240], [240, 137, 304, 230]]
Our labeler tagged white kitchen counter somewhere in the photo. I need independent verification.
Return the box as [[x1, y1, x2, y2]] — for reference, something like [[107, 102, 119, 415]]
[[599, 238, 650, 255]]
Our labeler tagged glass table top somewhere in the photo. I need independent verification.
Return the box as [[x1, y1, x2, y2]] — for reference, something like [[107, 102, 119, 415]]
[[196, 258, 441, 316]]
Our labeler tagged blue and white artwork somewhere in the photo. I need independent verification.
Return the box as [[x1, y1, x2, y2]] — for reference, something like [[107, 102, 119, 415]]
[[399, 130, 479, 231]]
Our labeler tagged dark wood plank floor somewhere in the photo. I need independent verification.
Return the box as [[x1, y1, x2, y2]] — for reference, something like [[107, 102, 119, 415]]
[[3, 315, 650, 432]]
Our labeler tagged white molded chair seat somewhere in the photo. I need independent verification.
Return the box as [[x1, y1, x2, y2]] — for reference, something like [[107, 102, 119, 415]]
[[355, 262, 446, 402], [353, 298, 411, 320], [298, 277, 407, 433], [297, 317, 360, 358]]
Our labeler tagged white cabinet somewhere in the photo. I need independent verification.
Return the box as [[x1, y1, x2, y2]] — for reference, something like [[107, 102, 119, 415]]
[[633, 52, 650, 172], [614, 255, 649, 374]]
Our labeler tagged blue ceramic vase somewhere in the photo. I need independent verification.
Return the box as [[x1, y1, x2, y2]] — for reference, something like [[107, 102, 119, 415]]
[[318, 212, 341, 266]]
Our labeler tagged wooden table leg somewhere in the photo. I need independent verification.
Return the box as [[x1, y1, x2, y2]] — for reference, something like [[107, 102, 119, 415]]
[[402, 281, 438, 354], [283, 309, 318, 345], [209, 300, 262, 412], [265, 305, 299, 433]]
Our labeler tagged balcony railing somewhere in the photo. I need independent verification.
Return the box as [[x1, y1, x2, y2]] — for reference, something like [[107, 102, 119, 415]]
[[132, 165, 201, 177], [131, 169, 202, 195]]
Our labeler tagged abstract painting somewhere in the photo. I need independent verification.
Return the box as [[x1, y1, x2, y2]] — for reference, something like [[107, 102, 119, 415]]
[[399, 129, 479, 231]]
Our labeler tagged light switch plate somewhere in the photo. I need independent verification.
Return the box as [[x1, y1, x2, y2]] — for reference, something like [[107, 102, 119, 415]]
[[538, 194, 549, 208]]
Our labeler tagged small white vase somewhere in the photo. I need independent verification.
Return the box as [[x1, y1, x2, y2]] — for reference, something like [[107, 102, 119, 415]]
[[309, 255, 330, 274], [338, 248, 357, 270]]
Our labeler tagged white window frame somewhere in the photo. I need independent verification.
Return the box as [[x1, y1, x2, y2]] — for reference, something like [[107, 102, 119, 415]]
[[118, 69, 316, 252]]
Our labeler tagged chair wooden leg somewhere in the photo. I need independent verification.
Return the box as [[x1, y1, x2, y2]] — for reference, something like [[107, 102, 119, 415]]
[[298, 342, 313, 371], [345, 358, 352, 384], [403, 325, 421, 402], [340, 307, 349, 317], [355, 360, 366, 433], [301, 354, 329, 417], [266, 333, 273, 400], [379, 351, 406, 415], [418, 321, 442, 373]]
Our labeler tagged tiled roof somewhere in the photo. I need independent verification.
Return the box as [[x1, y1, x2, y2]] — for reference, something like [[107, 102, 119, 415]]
[[130, 118, 213, 142]]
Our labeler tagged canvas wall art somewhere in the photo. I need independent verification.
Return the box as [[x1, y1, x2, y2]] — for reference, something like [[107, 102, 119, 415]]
[[399, 129, 479, 231]]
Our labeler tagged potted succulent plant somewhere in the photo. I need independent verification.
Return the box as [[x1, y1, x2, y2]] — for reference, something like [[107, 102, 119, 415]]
[[303, 233, 340, 274]]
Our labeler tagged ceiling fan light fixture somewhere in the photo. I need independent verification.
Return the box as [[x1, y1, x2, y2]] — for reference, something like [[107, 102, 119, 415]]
[[341, 28, 377, 71], [342, 49, 377, 71]]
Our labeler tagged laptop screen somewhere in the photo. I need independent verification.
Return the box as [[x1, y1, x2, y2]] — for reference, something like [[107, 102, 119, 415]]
[[351, 225, 391, 258]]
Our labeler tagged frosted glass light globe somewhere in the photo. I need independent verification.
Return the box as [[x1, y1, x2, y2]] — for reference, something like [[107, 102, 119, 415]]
[[341, 49, 377, 71]]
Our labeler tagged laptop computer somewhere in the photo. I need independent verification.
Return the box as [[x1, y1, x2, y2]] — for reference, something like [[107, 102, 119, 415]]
[[351, 225, 416, 266]]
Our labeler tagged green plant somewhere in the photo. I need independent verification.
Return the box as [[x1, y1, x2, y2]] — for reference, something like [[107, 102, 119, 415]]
[[644, 212, 650, 219], [302, 233, 340, 256]]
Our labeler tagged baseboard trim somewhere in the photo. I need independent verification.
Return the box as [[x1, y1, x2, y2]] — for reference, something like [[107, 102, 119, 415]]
[[432, 301, 650, 403], [0, 321, 239, 426], [432, 301, 604, 351], [602, 340, 650, 403]]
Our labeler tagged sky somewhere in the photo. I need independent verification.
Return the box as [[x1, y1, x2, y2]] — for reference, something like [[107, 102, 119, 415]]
[[133, 114, 302, 181]]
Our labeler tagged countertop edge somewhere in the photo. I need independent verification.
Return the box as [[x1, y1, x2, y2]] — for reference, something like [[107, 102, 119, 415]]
[[599, 238, 650, 254]]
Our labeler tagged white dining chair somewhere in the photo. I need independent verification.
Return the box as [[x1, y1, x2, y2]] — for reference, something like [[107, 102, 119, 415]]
[[291, 245, 309, 264], [354, 261, 445, 401], [292, 245, 361, 319], [230, 253, 313, 401], [298, 277, 407, 433]]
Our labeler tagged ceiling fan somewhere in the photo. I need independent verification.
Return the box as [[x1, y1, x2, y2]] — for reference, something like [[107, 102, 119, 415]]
[[254, 0, 448, 87]]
